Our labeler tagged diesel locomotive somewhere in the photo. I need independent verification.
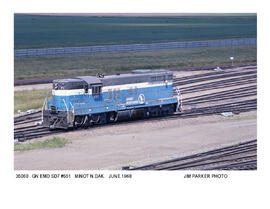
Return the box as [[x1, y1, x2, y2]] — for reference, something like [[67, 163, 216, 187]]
[[42, 69, 182, 129]]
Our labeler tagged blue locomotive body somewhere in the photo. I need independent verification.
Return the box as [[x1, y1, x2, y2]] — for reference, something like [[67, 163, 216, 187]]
[[42, 69, 180, 129]]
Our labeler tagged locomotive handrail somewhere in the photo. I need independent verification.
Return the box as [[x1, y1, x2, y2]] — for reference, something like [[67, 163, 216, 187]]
[[70, 102, 75, 114], [63, 99, 68, 112], [41, 97, 47, 123], [176, 87, 183, 112], [46, 90, 52, 103]]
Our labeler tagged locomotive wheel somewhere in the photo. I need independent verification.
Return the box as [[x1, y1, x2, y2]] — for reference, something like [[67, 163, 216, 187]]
[[73, 115, 86, 128], [108, 112, 117, 122], [91, 113, 107, 125], [99, 113, 107, 124]]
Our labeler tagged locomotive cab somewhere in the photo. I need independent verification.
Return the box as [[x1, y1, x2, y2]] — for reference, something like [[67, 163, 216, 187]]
[[43, 77, 102, 129]]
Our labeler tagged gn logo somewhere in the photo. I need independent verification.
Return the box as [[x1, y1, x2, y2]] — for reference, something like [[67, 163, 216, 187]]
[[138, 94, 145, 104]]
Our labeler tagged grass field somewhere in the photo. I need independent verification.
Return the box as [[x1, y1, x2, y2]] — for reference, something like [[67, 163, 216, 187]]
[[14, 45, 257, 80], [14, 89, 51, 113], [14, 14, 257, 49], [14, 14, 257, 81], [14, 137, 71, 151]]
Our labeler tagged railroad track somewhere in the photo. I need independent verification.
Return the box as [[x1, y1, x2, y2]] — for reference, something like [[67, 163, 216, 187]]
[[14, 63, 257, 86], [14, 65, 257, 142], [14, 110, 42, 124], [173, 66, 256, 82], [122, 139, 257, 170], [14, 98, 256, 142], [182, 86, 256, 106], [174, 69, 256, 86], [14, 128, 63, 142], [175, 74, 256, 94]]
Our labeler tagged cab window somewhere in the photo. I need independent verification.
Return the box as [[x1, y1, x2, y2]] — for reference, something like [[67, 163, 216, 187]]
[[92, 85, 102, 94]]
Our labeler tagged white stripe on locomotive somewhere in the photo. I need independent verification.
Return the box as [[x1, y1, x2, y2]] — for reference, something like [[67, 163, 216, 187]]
[[52, 81, 173, 96]]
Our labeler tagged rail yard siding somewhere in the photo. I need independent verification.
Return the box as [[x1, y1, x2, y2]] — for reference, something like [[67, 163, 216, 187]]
[[14, 38, 257, 57]]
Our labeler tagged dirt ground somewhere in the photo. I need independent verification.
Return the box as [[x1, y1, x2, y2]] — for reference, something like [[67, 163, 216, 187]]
[[14, 110, 257, 170]]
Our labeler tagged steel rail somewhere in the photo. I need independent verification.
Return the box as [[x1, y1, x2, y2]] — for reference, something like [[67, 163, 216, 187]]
[[179, 79, 257, 94], [157, 148, 257, 170], [123, 139, 257, 170], [174, 70, 257, 86], [164, 155, 257, 170], [182, 85, 257, 102], [173, 68, 257, 82], [176, 74, 257, 89], [183, 92, 257, 106], [205, 160, 257, 170]]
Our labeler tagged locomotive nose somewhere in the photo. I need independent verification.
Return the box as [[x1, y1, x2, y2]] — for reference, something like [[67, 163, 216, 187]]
[[42, 109, 74, 129]]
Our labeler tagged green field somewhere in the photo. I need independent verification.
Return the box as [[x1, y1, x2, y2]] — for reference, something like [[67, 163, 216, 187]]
[[14, 137, 71, 151], [14, 89, 51, 113], [14, 45, 257, 80], [14, 14, 257, 81], [14, 14, 257, 49]]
